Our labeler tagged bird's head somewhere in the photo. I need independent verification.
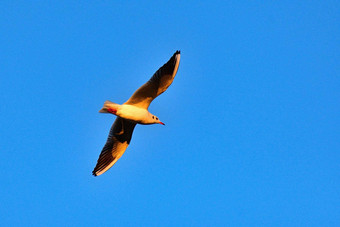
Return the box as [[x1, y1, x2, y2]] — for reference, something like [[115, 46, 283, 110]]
[[151, 115, 165, 125]]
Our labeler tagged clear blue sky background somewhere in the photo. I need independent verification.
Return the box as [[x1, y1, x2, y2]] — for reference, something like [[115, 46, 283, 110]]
[[0, 1, 339, 226]]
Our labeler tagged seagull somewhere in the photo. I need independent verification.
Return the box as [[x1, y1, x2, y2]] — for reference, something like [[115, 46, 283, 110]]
[[92, 51, 181, 176]]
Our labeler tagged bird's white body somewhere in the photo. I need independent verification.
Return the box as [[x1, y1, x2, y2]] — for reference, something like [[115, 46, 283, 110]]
[[117, 104, 153, 124], [99, 101, 161, 125]]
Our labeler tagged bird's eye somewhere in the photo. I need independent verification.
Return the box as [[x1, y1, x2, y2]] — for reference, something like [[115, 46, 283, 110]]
[[156, 117, 158, 120], [152, 116, 154, 119]]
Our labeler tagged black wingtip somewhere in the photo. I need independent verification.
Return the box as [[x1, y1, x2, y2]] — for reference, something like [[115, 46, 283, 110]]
[[175, 50, 180, 55], [92, 171, 98, 177]]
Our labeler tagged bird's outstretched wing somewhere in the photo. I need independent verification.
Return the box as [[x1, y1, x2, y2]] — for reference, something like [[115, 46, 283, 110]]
[[124, 50, 181, 109], [92, 117, 136, 176]]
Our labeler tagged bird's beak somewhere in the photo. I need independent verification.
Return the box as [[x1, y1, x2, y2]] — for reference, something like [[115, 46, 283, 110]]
[[159, 122, 165, 125]]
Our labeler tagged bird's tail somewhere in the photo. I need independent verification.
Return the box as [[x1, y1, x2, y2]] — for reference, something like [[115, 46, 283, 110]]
[[99, 100, 120, 113]]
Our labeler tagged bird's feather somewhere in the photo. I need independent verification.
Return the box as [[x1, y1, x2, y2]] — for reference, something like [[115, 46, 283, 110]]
[[125, 50, 181, 109], [92, 117, 136, 176]]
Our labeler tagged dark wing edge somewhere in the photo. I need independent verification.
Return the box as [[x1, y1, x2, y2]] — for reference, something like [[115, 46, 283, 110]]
[[124, 50, 181, 109], [92, 117, 136, 176]]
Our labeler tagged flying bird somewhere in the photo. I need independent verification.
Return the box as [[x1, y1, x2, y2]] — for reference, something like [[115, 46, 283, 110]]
[[92, 51, 181, 176]]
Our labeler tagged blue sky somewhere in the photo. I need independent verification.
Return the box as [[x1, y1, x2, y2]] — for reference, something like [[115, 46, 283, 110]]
[[0, 1, 339, 226]]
